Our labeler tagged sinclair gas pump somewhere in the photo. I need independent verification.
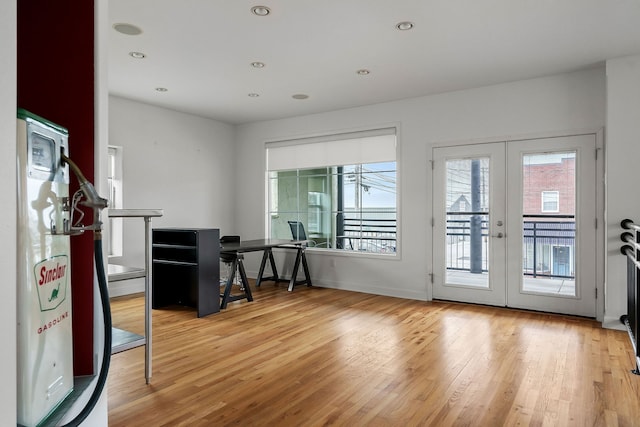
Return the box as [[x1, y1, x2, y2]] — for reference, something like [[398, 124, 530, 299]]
[[17, 109, 111, 427]]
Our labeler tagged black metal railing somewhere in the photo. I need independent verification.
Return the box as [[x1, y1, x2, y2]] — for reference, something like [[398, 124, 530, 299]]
[[620, 218, 640, 375], [445, 214, 576, 280], [339, 217, 396, 253], [522, 215, 575, 279], [446, 213, 489, 272]]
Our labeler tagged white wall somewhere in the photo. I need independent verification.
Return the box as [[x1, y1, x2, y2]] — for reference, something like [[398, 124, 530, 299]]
[[108, 65, 639, 326], [605, 54, 640, 328], [235, 68, 607, 303], [108, 96, 236, 295], [1, 1, 17, 424]]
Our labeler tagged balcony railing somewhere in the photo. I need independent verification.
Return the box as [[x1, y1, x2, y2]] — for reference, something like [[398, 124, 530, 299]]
[[339, 217, 396, 253], [446, 213, 575, 280], [446, 213, 489, 272], [522, 215, 575, 279]]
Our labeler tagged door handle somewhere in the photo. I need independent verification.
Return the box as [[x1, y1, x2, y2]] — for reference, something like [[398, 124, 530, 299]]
[[492, 232, 504, 238]]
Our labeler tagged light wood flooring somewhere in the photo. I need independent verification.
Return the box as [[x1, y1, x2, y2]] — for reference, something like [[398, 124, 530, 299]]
[[108, 282, 640, 426]]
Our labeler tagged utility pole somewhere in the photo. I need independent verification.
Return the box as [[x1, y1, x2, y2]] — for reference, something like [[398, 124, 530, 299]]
[[470, 159, 482, 274], [355, 164, 362, 209]]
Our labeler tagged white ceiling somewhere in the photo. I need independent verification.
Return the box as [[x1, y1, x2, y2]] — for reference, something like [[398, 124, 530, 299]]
[[109, 0, 640, 125]]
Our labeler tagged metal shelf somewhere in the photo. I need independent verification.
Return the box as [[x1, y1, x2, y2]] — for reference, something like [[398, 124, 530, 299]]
[[108, 264, 146, 282], [107, 208, 163, 384], [111, 327, 145, 354]]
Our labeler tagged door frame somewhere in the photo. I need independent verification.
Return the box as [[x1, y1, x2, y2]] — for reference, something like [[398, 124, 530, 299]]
[[432, 142, 507, 307], [505, 134, 597, 316], [429, 128, 604, 321]]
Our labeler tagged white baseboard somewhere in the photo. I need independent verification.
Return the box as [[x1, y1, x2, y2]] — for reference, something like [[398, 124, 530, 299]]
[[603, 315, 626, 330], [245, 270, 428, 301]]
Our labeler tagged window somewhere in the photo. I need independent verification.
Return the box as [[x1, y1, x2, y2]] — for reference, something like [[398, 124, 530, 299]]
[[107, 146, 123, 257], [541, 191, 559, 213], [266, 129, 397, 254]]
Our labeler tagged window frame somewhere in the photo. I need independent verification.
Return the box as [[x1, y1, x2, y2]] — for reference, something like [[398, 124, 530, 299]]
[[265, 128, 399, 257], [541, 190, 560, 213], [107, 145, 124, 258]]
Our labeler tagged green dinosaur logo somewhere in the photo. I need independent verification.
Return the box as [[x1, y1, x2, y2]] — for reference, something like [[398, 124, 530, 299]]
[[48, 283, 60, 302]]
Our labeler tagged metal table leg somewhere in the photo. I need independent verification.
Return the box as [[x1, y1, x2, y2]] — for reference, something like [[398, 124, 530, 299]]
[[144, 216, 153, 385]]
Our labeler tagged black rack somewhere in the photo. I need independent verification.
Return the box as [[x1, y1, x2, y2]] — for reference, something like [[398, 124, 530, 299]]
[[152, 228, 220, 317], [619, 219, 640, 375]]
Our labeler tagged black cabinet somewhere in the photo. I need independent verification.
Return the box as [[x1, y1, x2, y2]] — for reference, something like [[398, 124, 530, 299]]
[[152, 228, 220, 317]]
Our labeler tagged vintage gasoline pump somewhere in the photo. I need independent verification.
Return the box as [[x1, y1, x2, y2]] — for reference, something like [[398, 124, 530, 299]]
[[16, 109, 111, 427]]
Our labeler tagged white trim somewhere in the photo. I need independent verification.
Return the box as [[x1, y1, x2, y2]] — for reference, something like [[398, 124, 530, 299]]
[[430, 127, 604, 148], [107, 145, 124, 258], [595, 128, 605, 324]]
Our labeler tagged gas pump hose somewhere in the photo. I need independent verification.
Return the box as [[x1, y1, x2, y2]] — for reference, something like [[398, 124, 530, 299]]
[[62, 232, 112, 427]]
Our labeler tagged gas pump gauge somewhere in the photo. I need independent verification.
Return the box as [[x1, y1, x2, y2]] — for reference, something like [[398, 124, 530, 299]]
[[27, 128, 67, 183], [28, 132, 56, 180], [30, 133, 54, 173]]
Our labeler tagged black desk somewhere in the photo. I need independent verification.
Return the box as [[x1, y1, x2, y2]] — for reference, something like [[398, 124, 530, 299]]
[[219, 239, 311, 309]]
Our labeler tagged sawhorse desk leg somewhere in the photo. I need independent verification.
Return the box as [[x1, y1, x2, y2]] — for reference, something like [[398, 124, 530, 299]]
[[288, 246, 312, 292], [256, 247, 279, 287], [254, 245, 312, 292], [220, 254, 253, 309]]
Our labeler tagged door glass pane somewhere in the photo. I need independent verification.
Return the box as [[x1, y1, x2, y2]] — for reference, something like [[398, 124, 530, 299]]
[[445, 158, 489, 288], [521, 152, 576, 296]]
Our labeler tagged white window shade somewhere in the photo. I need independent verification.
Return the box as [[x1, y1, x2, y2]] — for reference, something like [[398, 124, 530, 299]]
[[266, 128, 396, 171]]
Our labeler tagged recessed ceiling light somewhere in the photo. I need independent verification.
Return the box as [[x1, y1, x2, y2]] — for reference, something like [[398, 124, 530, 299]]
[[292, 94, 309, 100], [356, 69, 370, 76], [248, 93, 260, 97], [396, 21, 414, 31], [129, 51, 146, 59], [155, 87, 168, 92], [251, 6, 271, 16], [251, 61, 266, 68], [113, 23, 143, 35]]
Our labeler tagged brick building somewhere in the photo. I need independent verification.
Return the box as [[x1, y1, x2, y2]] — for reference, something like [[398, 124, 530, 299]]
[[522, 154, 575, 216]]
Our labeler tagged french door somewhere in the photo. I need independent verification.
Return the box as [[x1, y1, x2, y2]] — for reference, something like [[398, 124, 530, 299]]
[[432, 135, 597, 317], [433, 142, 507, 306]]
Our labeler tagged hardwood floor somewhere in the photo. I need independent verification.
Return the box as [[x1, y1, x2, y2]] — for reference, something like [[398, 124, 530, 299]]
[[108, 282, 640, 426]]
